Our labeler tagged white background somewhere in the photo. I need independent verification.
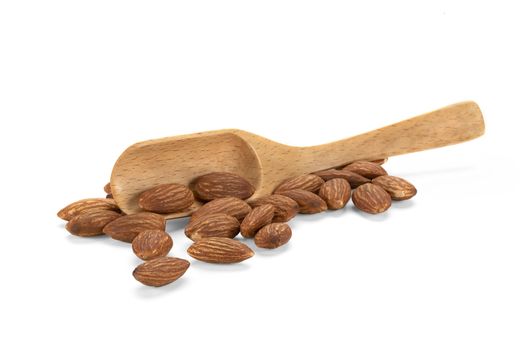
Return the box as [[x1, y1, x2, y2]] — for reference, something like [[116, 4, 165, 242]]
[[1, 1, 524, 349]]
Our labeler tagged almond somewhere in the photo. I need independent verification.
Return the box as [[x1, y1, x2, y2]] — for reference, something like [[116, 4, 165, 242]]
[[313, 169, 370, 188], [254, 223, 292, 249], [133, 257, 190, 287], [343, 161, 387, 179], [57, 198, 120, 221], [190, 197, 251, 223], [132, 230, 173, 260], [185, 214, 240, 241], [249, 194, 298, 222], [273, 174, 324, 194], [240, 204, 275, 238], [191, 172, 255, 201], [65, 210, 122, 237], [103, 212, 166, 243], [372, 175, 417, 200], [351, 183, 391, 214], [278, 189, 327, 214], [371, 158, 388, 165], [187, 237, 254, 264], [103, 182, 112, 195], [138, 183, 194, 214], [318, 178, 351, 210]]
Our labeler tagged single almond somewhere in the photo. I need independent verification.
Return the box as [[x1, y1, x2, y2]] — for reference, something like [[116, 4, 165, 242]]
[[192, 172, 255, 201], [138, 183, 194, 214], [249, 194, 298, 222], [273, 174, 324, 194], [313, 169, 370, 188], [65, 210, 122, 237], [278, 189, 327, 214], [318, 178, 351, 210], [57, 198, 120, 221], [240, 204, 275, 238], [371, 158, 388, 165], [254, 223, 292, 249], [103, 212, 166, 243], [133, 257, 190, 287], [343, 161, 387, 179], [185, 214, 240, 241], [132, 230, 173, 260], [187, 237, 254, 264], [372, 175, 417, 200], [190, 197, 251, 223], [351, 183, 391, 214], [103, 182, 112, 195]]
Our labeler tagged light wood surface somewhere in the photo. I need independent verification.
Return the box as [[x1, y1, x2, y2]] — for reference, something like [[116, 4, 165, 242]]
[[111, 101, 484, 219]]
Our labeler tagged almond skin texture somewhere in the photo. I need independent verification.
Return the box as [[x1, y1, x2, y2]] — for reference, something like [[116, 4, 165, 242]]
[[138, 183, 194, 214], [187, 237, 254, 264], [249, 195, 299, 222], [133, 257, 190, 287], [318, 178, 351, 210], [313, 169, 370, 188], [65, 210, 122, 237], [240, 204, 275, 238], [132, 230, 173, 260], [372, 175, 417, 200], [103, 212, 166, 243], [57, 198, 120, 221], [278, 189, 327, 214], [352, 183, 392, 214], [190, 197, 251, 223], [254, 223, 292, 249], [185, 214, 240, 241], [192, 172, 255, 201], [343, 161, 387, 179], [273, 174, 324, 194]]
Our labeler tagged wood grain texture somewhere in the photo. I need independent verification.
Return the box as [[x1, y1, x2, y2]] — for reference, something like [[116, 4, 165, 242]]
[[111, 101, 484, 218]]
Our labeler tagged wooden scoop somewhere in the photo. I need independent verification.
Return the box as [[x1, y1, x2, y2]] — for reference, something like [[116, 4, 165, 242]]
[[111, 101, 484, 219]]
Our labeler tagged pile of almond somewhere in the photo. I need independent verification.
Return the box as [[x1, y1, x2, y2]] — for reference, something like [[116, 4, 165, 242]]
[[58, 160, 416, 287]]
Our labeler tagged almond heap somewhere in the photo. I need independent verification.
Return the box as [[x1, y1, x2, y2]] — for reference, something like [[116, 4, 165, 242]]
[[58, 163, 416, 288]]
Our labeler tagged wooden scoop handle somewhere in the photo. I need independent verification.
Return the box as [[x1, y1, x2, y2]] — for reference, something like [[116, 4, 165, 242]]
[[301, 101, 484, 169]]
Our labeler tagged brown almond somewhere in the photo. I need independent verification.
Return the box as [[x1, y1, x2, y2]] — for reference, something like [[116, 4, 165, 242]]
[[273, 174, 324, 194], [254, 223, 292, 249], [343, 161, 387, 179], [103, 182, 112, 195], [133, 257, 190, 287], [318, 178, 351, 210], [103, 212, 166, 243], [352, 183, 391, 214], [371, 158, 388, 165], [372, 175, 417, 200], [190, 197, 251, 223], [249, 194, 298, 222], [187, 237, 254, 264], [65, 210, 122, 237], [185, 214, 240, 241], [240, 204, 275, 238], [278, 189, 327, 214], [132, 230, 173, 260], [57, 198, 120, 221], [313, 169, 370, 188], [138, 183, 194, 214], [192, 172, 255, 201]]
